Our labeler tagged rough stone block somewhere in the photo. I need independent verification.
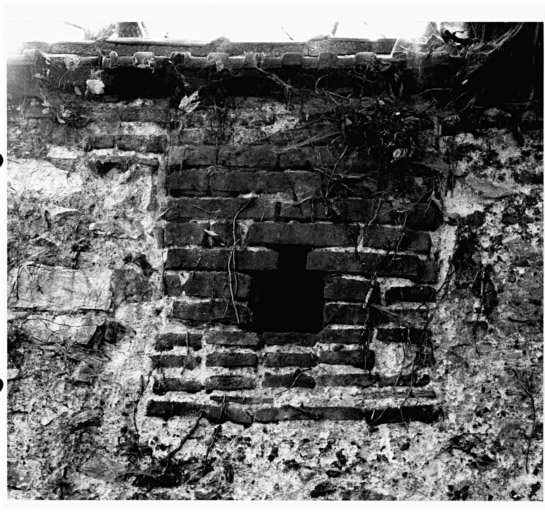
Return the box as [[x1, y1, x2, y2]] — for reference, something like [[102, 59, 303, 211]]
[[246, 222, 357, 247], [11, 264, 112, 312], [262, 332, 316, 347], [152, 378, 203, 394], [217, 145, 278, 169], [206, 352, 258, 368], [324, 276, 380, 302], [263, 372, 316, 388], [150, 354, 201, 369], [307, 250, 422, 279], [317, 374, 376, 387], [318, 328, 370, 344], [385, 285, 436, 304], [318, 349, 375, 370], [205, 331, 260, 348], [204, 375, 256, 391], [171, 299, 251, 325], [111, 268, 152, 306], [263, 353, 317, 368], [361, 226, 431, 255], [154, 332, 203, 351], [165, 248, 278, 271], [183, 271, 252, 300], [164, 197, 276, 221]]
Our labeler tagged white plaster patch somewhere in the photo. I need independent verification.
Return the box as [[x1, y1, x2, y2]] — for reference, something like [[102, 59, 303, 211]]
[[7, 159, 83, 197]]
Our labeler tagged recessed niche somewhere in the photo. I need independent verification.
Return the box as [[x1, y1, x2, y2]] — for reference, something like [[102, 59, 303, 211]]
[[249, 246, 324, 333]]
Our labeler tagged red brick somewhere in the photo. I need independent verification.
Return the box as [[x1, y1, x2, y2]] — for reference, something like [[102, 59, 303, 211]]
[[154, 332, 202, 351], [146, 401, 253, 425], [263, 353, 317, 368], [164, 197, 276, 221], [318, 328, 371, 344], [385, 285, 436, 304], [168, 145, 217, 168], [163, 221, 237, 247], [375, 326, 431, 345], [206, 352, 258, 368], [365, 405, 439, 425], [176, 128, 217, 145], [317, 374, 376, 387], [86, 134, 115, 150], [210, 395, 273, 405], [324, 302, 370, 326], [118, 105, 170, 124], [263, 372, 316, 388], [420, 261, 440, 283], [217, 145, 278, 169], [152, 378, 203, 394], [246, 222, 357, 247], [318, 349, 375, 370], [204, 375, 256, 391], [170, 300, 251, 325], [165, 170, 210, 197], [208, 170, 321, 197], [307, 250, 422, 279], [392, 202, 443, 231], [150, 354, 201, 369], [262, 332, 316, 347], [361, 226, 431, 255], [115, 134, 167, 153], [164, 248, 278, 271], [254, 406, 364, 422], [278, 201, 329, 221], [205, 331, 260, 348], [183, 271, 252, 300], [379, 374, 430, 387], [324, 276, 380, 302]]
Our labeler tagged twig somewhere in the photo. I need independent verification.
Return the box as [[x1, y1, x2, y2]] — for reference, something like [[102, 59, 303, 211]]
[[202, 425, 221, 476], [166, 410, 204, 465]]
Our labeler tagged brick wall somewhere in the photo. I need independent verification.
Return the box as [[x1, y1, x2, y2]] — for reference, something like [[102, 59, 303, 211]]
[[6, 34, 543, 499]]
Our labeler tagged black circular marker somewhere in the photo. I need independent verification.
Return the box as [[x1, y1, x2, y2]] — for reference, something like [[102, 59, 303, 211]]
[[0, 153, 3, 167], [0, 379, 3, 392]]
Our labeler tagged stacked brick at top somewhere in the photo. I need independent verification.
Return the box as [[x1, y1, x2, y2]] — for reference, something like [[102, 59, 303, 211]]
[[151, 61, 443, 425]]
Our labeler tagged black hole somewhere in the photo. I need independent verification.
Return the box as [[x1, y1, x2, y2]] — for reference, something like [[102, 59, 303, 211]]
[[249, 246, 323, 333]]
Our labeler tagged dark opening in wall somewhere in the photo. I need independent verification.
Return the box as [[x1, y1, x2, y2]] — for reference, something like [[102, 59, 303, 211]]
[[249, 246, 324, 333]]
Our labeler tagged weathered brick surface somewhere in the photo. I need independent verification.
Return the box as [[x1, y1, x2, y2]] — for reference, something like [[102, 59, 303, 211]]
[[164, 197, 276, 221], [361, 226, 431, 254], [152, 378, 203, 394], [254, 406, 365, 422], [376, 326, 431, 344], [217, 145, 279, 169], [183, 271, 252, 300], [316, 374, 377, 387], [323, 302, 370, 326], [323, 276, 379, 302], [165, 248, 279, 271], [262, 332, 316, 347], [166, 169, 321, 198], [204, 375, 256, 391], [116, 134, 167, 153], [365, 405, 439, 425], [263, 353, 317, 368], [168, 145, 217, 169], [379, 374, 431, 387], [263, 372, 316, 388], [206, 352, 259, 368], [154, 332, 203, 351], [318, 349, 375, 370], [385, 285, 436, 304], [170, 299, 251, 325], [307, 250, 422, 279], [318, 328, 370, 344], [247, 222, 357, 247], [163, 221, 238, 247], [205, 331, 260, 348], [146, 401, 253, 425], [149, 354, 201, 369]]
